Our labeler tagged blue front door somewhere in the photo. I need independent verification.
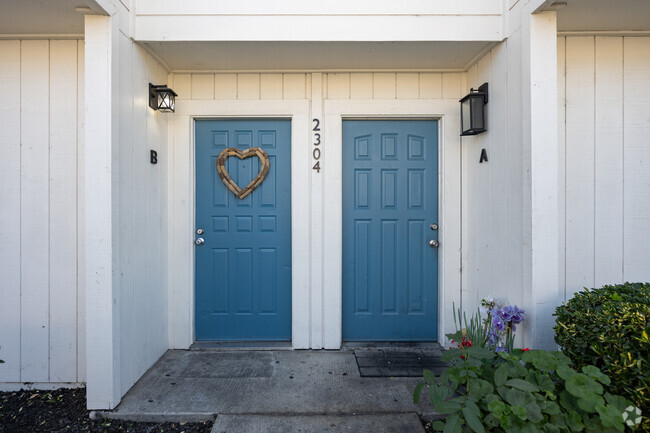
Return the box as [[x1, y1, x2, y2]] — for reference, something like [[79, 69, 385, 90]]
[[195, 119, 291, 341], [342, 120, 439, 341]]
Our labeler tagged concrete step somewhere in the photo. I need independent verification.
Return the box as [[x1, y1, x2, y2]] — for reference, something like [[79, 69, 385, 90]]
[[210, 413, 426, 433]]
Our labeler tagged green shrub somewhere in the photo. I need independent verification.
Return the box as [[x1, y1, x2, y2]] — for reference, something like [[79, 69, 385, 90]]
[[414, 347, 639, 432], [554, 282, 650, 432]]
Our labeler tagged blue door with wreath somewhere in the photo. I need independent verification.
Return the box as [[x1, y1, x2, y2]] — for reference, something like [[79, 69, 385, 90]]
[[195, 119, 291, 341], [342, 120, 439, 341]]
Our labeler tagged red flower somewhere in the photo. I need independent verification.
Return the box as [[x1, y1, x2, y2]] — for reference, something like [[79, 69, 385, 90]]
[[522, 348, 530, 352]]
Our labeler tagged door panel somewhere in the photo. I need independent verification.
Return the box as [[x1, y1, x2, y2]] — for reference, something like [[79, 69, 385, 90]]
[[343, 120, 438, 341], [195, 119, 291, 341]]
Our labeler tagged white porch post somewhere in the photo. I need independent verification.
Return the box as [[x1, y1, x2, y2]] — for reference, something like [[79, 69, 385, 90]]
[[84, 13, 121, 409], [525, 10, 560, 350]]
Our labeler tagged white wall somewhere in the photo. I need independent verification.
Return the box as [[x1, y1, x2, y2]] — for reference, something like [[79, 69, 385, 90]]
[[167, 71, 464, 349], [463, 42, 527, 316], [558, 36, 650, 297], [85, 5, 170, 408], [463, 4, 559, 350], [0, 39, 86, 388], [134, 0, 502, 42]]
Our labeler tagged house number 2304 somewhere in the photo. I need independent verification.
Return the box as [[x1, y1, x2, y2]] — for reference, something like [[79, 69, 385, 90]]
[[312, 118, 321, 173]]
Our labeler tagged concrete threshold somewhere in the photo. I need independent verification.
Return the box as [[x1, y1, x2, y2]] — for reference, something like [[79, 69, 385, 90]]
[[190, 341, 293, 351], [99, 349, 439, 427]]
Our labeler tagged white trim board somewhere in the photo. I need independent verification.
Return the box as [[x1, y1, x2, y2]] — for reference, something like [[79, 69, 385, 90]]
[[168, 98, 462, 349], [322, 99, 462, 347], [168, 99, 311, 349]]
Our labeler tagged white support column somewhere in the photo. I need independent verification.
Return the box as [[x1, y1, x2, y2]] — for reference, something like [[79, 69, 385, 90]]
[[84, 14, 121, 409], [310, 73, 324, 349], [527, 10, 560, 350]]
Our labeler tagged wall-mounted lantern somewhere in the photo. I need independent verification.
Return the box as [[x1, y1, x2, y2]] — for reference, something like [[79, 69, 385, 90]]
[[460, 83, 488, 136], [149, 83, 177, 113]]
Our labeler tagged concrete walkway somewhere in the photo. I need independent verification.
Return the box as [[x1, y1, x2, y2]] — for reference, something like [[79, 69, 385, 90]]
[[101, 349, 440, 432]]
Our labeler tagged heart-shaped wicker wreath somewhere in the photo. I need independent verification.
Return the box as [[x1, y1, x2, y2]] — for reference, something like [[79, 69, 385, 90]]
[[216, 147, 270, 199]]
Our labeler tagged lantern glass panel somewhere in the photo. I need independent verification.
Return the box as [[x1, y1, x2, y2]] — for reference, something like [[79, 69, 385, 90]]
[[157, 91, 175, 112], [461, 98, 471, 133], [470, 96, 484, 131]]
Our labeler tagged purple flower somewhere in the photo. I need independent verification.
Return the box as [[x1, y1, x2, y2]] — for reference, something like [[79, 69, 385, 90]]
[[495, 347, 508, 352], [509, 305, 526, 324], [491, 315, 506, 332]]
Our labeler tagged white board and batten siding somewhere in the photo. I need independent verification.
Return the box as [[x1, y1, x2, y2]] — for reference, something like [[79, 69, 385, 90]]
[[83, 9, 171, 407], [558, 36, 650, 299], [114, 31, 170, 400], [0, 39, 85, 387], [462, 9, 560, 350]]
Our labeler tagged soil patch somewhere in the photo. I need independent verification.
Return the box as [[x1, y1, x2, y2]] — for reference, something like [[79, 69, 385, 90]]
[[0, 388, 213, 433]]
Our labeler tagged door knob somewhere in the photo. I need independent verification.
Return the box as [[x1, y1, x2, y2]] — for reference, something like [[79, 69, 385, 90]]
[[195, 238, 205, 246], [430, 223, 438, 231], [429, 239, 439, 248]]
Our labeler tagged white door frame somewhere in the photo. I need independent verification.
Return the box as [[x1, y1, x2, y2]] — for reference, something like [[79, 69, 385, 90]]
[[168, 100, 311, 349], [322, 99, 461, 347]]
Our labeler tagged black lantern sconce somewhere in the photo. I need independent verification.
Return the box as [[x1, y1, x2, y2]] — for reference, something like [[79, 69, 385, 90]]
[[460, 83, 488, 136], [149, 83, 177, 113]]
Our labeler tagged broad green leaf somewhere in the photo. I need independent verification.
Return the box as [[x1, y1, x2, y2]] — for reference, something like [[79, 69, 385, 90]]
[[603, 393, 628, 412], [581, 365, 611, 386], [424, 369, 437, 384], [439, 369, 450, 386], [487, 399, 507, 415], [577, 394, 604, 414], [556, 365, 577, 380], [468, 378, 494, 402], [430, 420, 445, 431], [413, 383, 424, 404], [504, 388, 526, 406], [494, 364, 508, 386], [523, 399, 544, 423], [520, 424, 542, 433], [429, 383, 452, 406], [566, 374, 603, 398], [544, 423, 561, 433], [550, 413, 568, 429], [434, 401, 462, 415], [505, 378, 539, 392], [534, 372, 556, 392], [462, 406, 485, 433], [522, 350, 556, 371], [464, 400, 481, 418], [441, 349, 463, 362], [511, 405, 528, 421], [566, 410, 585, 432], [443, 414, 462, 433], [540, 400, 560, 415], [465, 346, 497, 360], [595, 403, 623, 429]]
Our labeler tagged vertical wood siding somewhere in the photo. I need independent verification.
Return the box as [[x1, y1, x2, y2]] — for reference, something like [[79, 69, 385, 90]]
[[114, 32, 170, 398], [463, 40, 526, 314], [0, 40, 84, 384], [171, 72, 466, 102], [558, 36, 650, 297]]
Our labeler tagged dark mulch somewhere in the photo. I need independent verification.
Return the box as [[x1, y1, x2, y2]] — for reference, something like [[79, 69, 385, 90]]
[[0, 388, 213, 433]]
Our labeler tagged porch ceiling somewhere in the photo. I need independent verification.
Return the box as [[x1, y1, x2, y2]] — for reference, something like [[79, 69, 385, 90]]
[[143, 41, 496, 72], [555, 0, 650, 33], [0, 0, 106, 36]]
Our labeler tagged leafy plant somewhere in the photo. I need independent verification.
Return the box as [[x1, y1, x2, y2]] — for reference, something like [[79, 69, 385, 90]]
[[554, 282, 649, 432], [414, 346, 640, 433]]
